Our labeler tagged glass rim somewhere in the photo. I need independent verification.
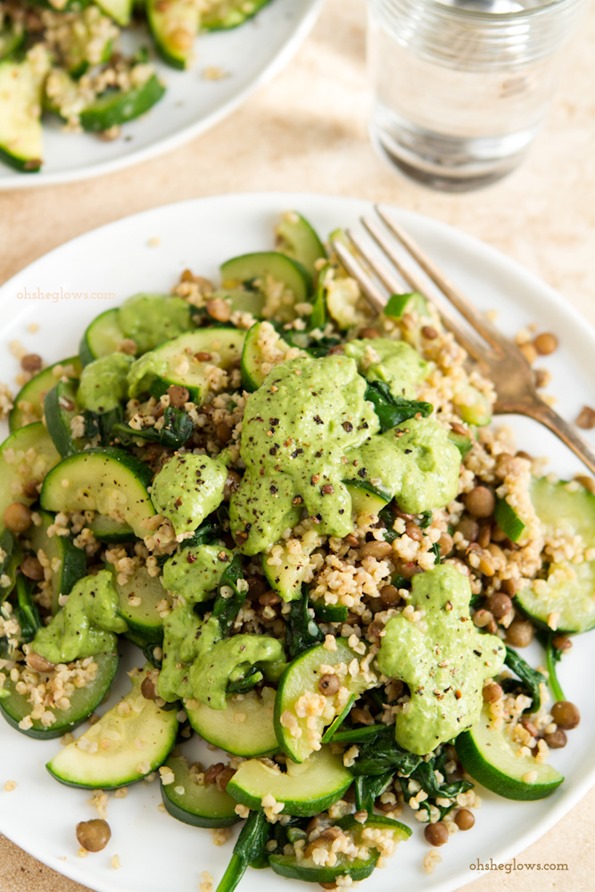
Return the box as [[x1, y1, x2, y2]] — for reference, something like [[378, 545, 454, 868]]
[[370, 0, 585, 22]]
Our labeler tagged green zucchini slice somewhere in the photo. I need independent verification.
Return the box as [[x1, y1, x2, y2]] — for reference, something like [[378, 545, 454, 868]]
[[30, 510, 87, 614], [0, 423, 60, 529], [46, 665, 178, 788], [40, 447, 155, 539], [456, 707, 564, 801], [186, 687, 278, 757], [226, 746, 352, 817], [160, 754, 240, 828], [9, 356, 81, 432], [0, 651, 118, 740]]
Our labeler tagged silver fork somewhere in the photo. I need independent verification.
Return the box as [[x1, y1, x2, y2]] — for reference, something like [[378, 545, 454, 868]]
[[331, 205, 595, 475]]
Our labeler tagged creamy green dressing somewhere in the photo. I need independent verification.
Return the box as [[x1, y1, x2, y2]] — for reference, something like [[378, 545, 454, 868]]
[[162, 543, 233, 600], [118, 293, 192, 354], [151, 453, 228, 536], [377, 564, 506, 755], [78, 353, 133, 414], [32, 570, 126, 664], [344, 338, 428, 398], [230, 353, 460, 554]]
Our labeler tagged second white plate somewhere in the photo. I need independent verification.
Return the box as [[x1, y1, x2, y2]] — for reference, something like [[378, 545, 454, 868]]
[[0, 0, 322, 190]]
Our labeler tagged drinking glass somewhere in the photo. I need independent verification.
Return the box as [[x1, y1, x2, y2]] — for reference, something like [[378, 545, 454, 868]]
[[367, 0, 586, 190]]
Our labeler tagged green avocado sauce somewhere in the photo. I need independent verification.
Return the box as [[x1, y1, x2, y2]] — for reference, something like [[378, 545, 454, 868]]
[[78, 353, 133, 414], [162, 543, 233, 600], [118, 293, 192, 354], [31, 569, 126, 664], [344, 338, 428, 398], [230, 352, 460, 554], [377, 564, 506, 755], [151, 453, 228, 537]]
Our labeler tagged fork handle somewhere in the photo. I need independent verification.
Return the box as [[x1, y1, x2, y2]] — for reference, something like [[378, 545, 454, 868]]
[[519, 401, 595, 476]]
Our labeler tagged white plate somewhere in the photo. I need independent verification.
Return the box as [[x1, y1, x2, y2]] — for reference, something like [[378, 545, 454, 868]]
[[0, 193, 594, 892], [0, 1, 322, 190]]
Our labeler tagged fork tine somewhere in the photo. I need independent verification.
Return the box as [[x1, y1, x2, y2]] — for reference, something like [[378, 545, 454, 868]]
[[331, 238, 387, 314], [375, 204, 504, 352], [348, 224, 487, 363]]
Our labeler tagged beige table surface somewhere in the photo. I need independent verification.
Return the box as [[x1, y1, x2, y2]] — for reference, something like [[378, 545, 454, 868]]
[[0, 0, 594, 890]]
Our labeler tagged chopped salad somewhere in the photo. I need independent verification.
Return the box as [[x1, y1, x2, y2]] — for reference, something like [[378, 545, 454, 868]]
[[0, 0, 272, 173], [0, 210, 591, 890]]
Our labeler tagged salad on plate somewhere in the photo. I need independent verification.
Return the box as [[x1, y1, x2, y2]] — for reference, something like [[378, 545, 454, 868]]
[[0, 209, 591, 890], [0, 0, 273, 173]]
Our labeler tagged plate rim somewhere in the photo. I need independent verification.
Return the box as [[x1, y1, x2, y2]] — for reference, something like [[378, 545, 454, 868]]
[[0, 190, 594, 892]]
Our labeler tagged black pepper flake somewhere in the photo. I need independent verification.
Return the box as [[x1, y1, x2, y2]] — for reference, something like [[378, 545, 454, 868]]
[[321, 484, 334, 495], [269, 446, 279, 456], [269, 417, 279, 426], [270, 484, 278, 495], [292, 496, 303, 506], [187, 553, 197, 564], [404, 449, 412, 455], [342, 421, 353, 432], [313, 415, 323, 425], [357, 468, 367, 478]]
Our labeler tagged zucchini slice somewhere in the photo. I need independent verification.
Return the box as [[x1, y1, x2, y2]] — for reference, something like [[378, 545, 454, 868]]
[[221, 252, 311, 323], [9, 356, 81, 433], [44, 379, 82, 457], [262, 529, 322, 603], [146, 0, 200, 69], [128, 328, 245, 402], [40, 447, 155, 539], [186, 687, 278, 757], [160, 754, 240, 828], [0, 22, 24, 61], [456, 707, 564, 801], [79, 308, 126, 365], [269, 851, 378, 884], [275, 210, 326, 280], [516, 478, 595, 633], [46, 665, 178, 788], [274, 639, 373, 763], [0, 47, 50, 173], [346, 480, 391, 518], [0, 530, 20, 602], [94, 0, 133, 26], [226, 746, 352, 817], [240, 321, 305, 392], [115, 565, 170, 645], [30, 510, 87, 614], [201, 0, 271, 31], [0, 651, 118, 740], [79, 73, 166, 132], [0, 423, 60, 528]]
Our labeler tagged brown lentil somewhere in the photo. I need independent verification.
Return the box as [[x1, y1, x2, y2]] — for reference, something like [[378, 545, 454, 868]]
[[501, 578, 519, 597], [360, 540, 393, 559], [576, 405, 595, 430], [551, 634, 573, 653], [456, 517, 479, 542], [206, 297, 231, 323], [472, 609, 494, 629], [505, 618, 534, 648], [3, 502, 33, 534], [141, 675, 158, 701], [215, 767, 236, 792], [258, 590, 280, 607], [487, 592, 513, 620], [167, 384, 190, 408], [76, 819, 111, 853], [465, 486, 495, 518], [404, 521, 422, 542], [438, 532, 454, 556], [215, 422, 232, 444], [421, 325, 439, 340], [544, 729, 567, 749], [424, 822, 449, 846], [483, 682, 503, 703], [378, 584, 402, 607], [21, 555, 44, 581], [533, 332, 558, 355], [454, 809, 475, 831], [26, 652, 55, 673], [359, 327, 381, 339], [318, 674, 340, 696], [550, 701, 580, 730], [204, 763, 226, 785], [20, 353, 42, 373], [477, 523, 491, 549]]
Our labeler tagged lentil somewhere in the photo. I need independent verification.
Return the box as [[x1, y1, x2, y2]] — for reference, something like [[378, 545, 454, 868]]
[[424, 822, 449, 846], [550, 701, 580, 730], [167, 385, 189, 408], [454, 809, 475, 831], [505, 618, 534, 648], [533, 332, 558, 355], [465, 486, 495, 518], [544, 729, 567, 749], [76, 819, 111, 853], [3, 503, 33, 533], [20, 353, 43, 373]]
